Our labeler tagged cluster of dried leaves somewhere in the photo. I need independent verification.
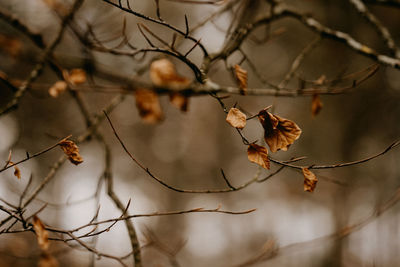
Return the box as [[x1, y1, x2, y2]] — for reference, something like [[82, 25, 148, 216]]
[[227, 65, 318, 192], [226, 106, 318, 192], [226, 107, 301, 165], [48, 68, 87, 97], [135, 58, 191, 123]]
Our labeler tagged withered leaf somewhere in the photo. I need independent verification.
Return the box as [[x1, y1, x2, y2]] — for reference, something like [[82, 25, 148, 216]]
[[234, 64, 247, 95], [8, 161, 21, 179], [226, 108, 246, 129], [169, 92, 189, 112], [315, 75, 326, 86], [42, 0, 68, 16], [0, 34, 22, 58], [58, 139, 83, 165], [68, 69, 86, 85], [33, 216, 49, 251], [48, 81, 68, 98], [135, 89, 163, 123], [11, 163, 21, 179], [311, 93, 323, 117], [39, 253, 59, 267], [247, 144, 270, 170], [258, 109, 302, 153], [150, 59, 191, 90], [302, 167, 318, 192]]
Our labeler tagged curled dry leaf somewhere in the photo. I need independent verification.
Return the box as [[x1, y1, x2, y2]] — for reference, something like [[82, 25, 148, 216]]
[[0, 34, 22, 58], [14, 166, 21, 179], [135, 89, 163, 123], [234, 64, 247, 95], [150, 58, 191, 90], [258, 109, 302, 153], [226, 108, 246, 129], [315, 74, 326, 86], [68, 69, 86, 85], [247, 144, 270, 170], [302, 167, 318, 192], [311, 93, 323, 117], [10, 162, 21, 179], [42, 0, 68, 16], [169, 92, 189, 112], [48, 81, 68, 98], [7, 160, 21, 179], [39, 253, 59, 267], [58, 139, 83, 165], [33, 216, 49, 251]]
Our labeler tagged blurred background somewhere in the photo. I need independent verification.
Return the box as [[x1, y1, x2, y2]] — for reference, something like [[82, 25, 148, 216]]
[[0, 0, 400, 266]]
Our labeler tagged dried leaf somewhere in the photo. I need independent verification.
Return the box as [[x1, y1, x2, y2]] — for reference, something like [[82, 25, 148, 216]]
[[315, 75, 326, 86], [234, 64, 247, 95], [8, 161, 21, 179], [68, 69, 86, 85], [11, 163, 21, 179], [48, 81, 68, 98], [58, 139, 83, 165], [302, 167, 318, 192], [311, 93, 323, 117], [38, 253, 59, 267], [33, 216, 49, 251], [169, 92, 189, 112], [258, 108, 302, 152], [247, 144, 270, 170], [135, 89, 163, 123], [42, 0, 68, 16], [150, 59, 191, 90], [0, 34, 22, 58], [14, 167, 21, 179], [226, 108, 246, 129]]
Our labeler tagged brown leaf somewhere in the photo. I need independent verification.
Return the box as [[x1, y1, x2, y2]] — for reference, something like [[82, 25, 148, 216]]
[[150, 59, 191, 90], [8, 161, 21, 179], [169, 92, 189, 112], [68, 69, 86, 85], [258, 109, 302, 153], [234, 64, 247, 95], [247, 144, 270, 170], [0, 34, 22, 58], [12, 163, 21, 179], [48, 81, 68, 98], [315, 74, 326, 86], [33, 216, 49, 251], [302, 167, 318, 192], [135, 89, 163, 123], [42, 0, 68, 16], [58, 139, 83, 165], [38, 253, 59, 267], [226, 108, 246, 129], [311, 93, 323, 117]]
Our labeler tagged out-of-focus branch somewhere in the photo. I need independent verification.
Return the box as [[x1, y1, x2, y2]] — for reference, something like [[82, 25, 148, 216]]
[[0, 7, 45, 47], [0, 0, 85, 116], [364, 0, 400, 7], [281, 6, 400, 68], [102, 136, 142, 267], [349, 0, 400, 58]]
